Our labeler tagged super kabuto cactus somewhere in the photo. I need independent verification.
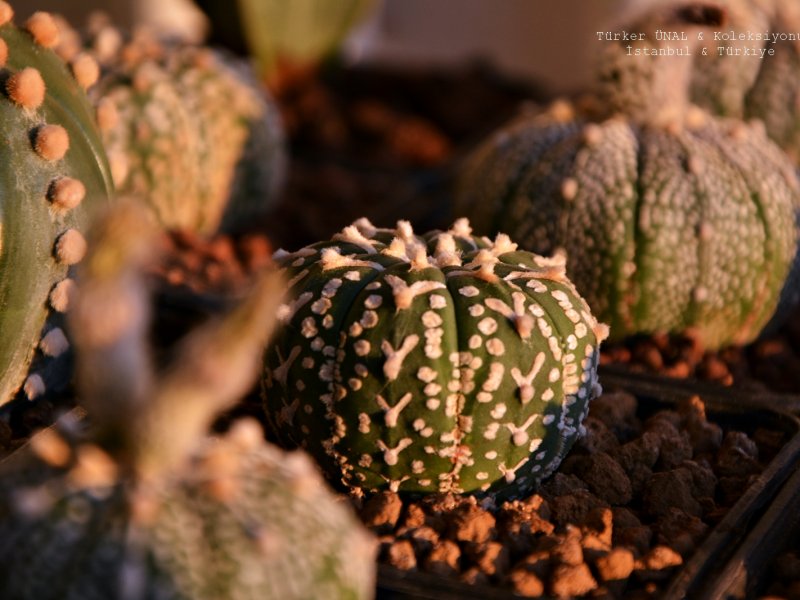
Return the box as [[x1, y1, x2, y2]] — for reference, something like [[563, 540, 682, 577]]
[[54, 16, 287, 235], [0, 204, 375, 600], [457, 3, 799, 350], [263, 219, 609, 498], [0, 5, 113, 406]]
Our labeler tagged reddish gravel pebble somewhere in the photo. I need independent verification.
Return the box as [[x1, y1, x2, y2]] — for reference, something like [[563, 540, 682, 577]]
[[360, 390, 781, 598]]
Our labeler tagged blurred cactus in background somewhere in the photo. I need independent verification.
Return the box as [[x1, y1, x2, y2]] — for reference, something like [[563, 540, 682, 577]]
[[194, 0, 376, 86]]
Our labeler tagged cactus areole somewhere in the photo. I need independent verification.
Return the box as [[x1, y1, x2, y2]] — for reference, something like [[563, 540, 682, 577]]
[[0, 4, 113, 406], [457, 3, 800, 350], [263, 219, 609, 498]]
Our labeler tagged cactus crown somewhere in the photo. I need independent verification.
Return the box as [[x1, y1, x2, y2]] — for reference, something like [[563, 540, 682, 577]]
[[0, 3, 113, 407], [596, 3, 726, 126], [264, 219, 608, 499]]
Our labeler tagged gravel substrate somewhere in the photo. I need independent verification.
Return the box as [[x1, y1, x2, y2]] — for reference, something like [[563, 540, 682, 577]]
[[358, 389, 788, 598], [600, 307, 800, 395]]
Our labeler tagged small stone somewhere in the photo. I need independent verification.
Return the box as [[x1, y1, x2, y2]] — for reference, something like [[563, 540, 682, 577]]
[[566, 452, 632, 505], [550, 562, 597, 597], [638, 545, 683, 571], [6, 68, 46, 109], [595, 547, 635, 581], [424, 539, 460, 576], [474, 541, 510, 577], [361, 491, 403, 534], [385, 540, 416, 570], [509, 567, 545, 597], [449, 501, 496, 544], [34, 124, 70, 161], [643, 468, 703, 518], [25, 12, 60, 48]]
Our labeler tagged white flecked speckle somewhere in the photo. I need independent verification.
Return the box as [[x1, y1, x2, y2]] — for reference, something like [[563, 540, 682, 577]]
[[486, 338, 505, 356], [468, 334, 482, 349], [468, 304, 485, 317], [300, 317, 318, 338], [459, 286, 479, 297], [477, 317, 498, 335], [490, 403, 507, 419], [424, 383, 442, 396], [477, 392, 493, 403], [426, 398, 440, 410], [358, 413, 371, 434], [422, 310, 443, 328], [354, 340, 371, 356], [417, 366, 437, 383], [364, 295, 383, 309], [430, 294, 447, 309], [360, 310, 379, 328]]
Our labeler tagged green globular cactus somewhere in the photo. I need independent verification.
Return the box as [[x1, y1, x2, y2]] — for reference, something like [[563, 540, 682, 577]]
[[0, 5, 113, 406], [740, 0, 800, 162], [0, 204, 375, 600], [457, 3, 799, 350], [67, 21, 287, 235], [688, 0, 771, 118], [195, 0, 376, 83], [686, 0, 800, 163], [262, 219, 609, 499]]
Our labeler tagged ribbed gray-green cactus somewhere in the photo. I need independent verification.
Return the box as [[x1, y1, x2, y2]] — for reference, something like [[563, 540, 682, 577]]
[[457, 3, 799, 350], [262, 219, 609, 499], [0, 204, 375, 600], [686, 0, 800, 162], [0, 4, 114, 407], [57, 18, 287, 235], [740, 0, 800, 162]]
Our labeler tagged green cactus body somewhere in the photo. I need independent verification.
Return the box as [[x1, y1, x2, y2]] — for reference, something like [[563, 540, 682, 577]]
[[0, 424, 375, 600], [689, 0, 771, 118], [0, 204, 374, 599], [263, 219, 608, 498], [219, 0, 376, 80], [457, 5, 799, 350], [88, 29, 286, 234], [740, 1, 800, 162], [0, 6, 113, 406]]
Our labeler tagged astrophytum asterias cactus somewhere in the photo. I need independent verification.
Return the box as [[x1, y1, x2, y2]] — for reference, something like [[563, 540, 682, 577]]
[[56, 18, 287, 234], [457, 3, 799, 350], [263, 219, 609, 498], [0, 4, 113, 406], [0, 204, 375, 600]]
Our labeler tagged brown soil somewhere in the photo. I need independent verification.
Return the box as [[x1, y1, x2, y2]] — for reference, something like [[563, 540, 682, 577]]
[[359, 389, 786, 598], [600, 308, 800, 395]]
